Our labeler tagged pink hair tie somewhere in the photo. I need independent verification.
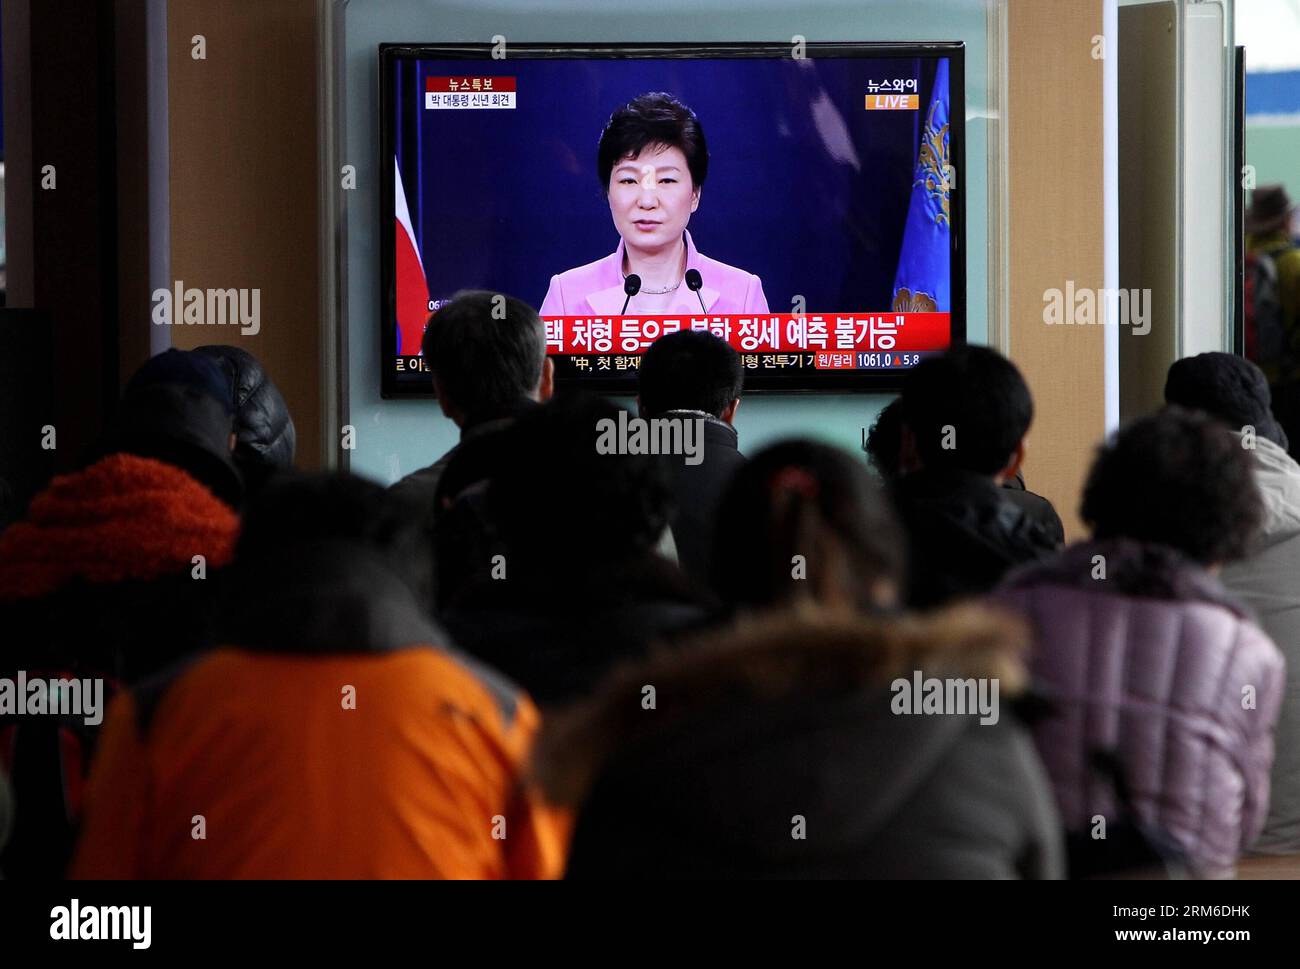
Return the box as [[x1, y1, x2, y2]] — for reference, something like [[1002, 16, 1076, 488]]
[[770, 467, 820, 499]]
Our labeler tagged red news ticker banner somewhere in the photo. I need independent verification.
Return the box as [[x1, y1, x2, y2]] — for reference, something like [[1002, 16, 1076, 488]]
[[542, 312, 951, 358]]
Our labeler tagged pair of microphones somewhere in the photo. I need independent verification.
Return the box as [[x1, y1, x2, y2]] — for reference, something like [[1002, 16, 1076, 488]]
[[620, 269, 707, 314]]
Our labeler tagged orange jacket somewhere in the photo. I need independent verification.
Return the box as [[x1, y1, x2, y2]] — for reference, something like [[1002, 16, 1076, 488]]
[[71, 645, 567, 879]]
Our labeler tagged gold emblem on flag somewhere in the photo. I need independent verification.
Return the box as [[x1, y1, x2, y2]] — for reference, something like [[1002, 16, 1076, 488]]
[[916, 100, 951, 228], [892, 288, 937, 313]]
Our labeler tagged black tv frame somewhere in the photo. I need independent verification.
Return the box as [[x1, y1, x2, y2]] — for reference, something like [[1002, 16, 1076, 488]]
[[379, 41, 967, 398], [1232, 45, 1246, 357]]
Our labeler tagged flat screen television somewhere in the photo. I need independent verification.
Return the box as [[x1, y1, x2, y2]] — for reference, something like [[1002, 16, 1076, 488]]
[[380, 41, 965, 397]]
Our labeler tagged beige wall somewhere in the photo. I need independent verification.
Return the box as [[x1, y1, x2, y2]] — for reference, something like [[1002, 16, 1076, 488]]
[[1007, 0, 1108, 539], [167, 0, 323, 468], [1119, 1, 1178, 421], [116, 0, 154, 389]]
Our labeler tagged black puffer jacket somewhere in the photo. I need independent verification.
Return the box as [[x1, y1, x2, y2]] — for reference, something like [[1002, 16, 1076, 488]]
[[892, 467, 1061, 609], [1001, 471, 1066, 547], [195, 345, 296, 490]]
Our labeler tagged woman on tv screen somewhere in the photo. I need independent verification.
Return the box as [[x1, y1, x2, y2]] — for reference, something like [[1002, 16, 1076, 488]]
[[540, 92, 769, 317]]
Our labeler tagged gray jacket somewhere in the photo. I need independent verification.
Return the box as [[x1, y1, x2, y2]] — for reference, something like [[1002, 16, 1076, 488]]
[[535, 605, 1064, 878], [1222, 433, 1300, 854]]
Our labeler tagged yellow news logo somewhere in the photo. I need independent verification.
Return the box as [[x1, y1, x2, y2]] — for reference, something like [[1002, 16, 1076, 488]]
[[865, 94, 919, 110]]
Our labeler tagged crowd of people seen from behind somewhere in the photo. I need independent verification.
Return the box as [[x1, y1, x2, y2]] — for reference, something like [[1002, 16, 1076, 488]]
[[3, 278, 1300, 880]]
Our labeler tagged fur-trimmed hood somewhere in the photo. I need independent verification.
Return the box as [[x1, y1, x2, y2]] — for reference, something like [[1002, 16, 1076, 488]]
[[533, 603, 1030, 810]]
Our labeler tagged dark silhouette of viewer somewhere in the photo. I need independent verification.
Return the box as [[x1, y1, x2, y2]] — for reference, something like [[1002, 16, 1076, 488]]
[[996, 406, 1283, 878], [536, 438, 1064, 879], [893, 344, 1062, 608], [1163, 352, 1300, 855], [867, 395, 1063, 544], [439, 393, 711, 707], [391, 291, 554, 522], [71, 472, 565, 879], [711, 439, 905, 613], [0, 349, 242, 879], [637, 329, 746, 583]]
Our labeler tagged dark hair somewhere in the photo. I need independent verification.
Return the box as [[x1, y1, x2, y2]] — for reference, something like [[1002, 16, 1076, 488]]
[[124, 348, 234, 415], [597, 92, 708, 192], [421, 290, 545, 422], [1081, 406, 1263, 565], [1164, 351, 1289, 450], [490, 393, 672, 569], [236, 471, 433, 607], [864, 398, 904, 482], [106, 353, 243, 508], [638, 330, 742, 418], [900, 344, 1033, 475], [712, 439, 906, 611]]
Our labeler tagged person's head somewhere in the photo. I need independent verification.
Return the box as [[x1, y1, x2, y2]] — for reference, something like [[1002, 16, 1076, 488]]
[[421, 290, 553, 427], [899, 343, 1033, 481], [235, 470, 434, 610], [712, 440, 906, 612], [107, 349, 243, 507], [863, 398, 904, 483], [637, 329, 742, 422], [194, 345, 298, 493], [1081, 406, 1263, 567], [489, 393, 672, 572], [598, 92, 707, 259], [1246, 183, 1295, 237], [1163, 351, 1288, 450]]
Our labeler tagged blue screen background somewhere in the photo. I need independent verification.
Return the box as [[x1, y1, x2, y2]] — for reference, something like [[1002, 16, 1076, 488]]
[[393, 55, 947, 315]]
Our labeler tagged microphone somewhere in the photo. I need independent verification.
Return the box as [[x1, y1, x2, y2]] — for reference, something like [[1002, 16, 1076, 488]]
[[685, 269, 707, 313], [621, 274, 641, 314]]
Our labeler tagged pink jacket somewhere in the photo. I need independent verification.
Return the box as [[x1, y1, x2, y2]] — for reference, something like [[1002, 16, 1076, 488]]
[[540, 230, 768, 316], [994, 539, 1285, 877]]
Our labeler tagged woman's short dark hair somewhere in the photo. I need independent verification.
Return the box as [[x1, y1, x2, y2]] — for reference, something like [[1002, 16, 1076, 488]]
[[1081, 406, 1263, 565], [597, 92, 708, 191], [712, 439, 906, 611]]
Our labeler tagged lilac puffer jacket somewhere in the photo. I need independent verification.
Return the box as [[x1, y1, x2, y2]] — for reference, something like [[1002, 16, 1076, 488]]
[[994, 539, 1284, 877]]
